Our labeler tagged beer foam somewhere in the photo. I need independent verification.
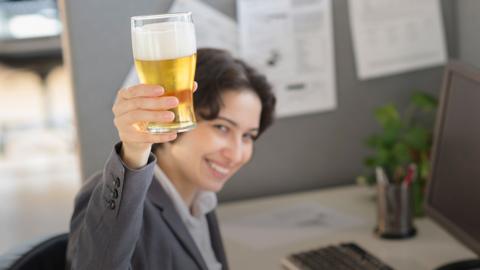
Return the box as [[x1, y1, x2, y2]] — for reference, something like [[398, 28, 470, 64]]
[[132, 21, 196, 61]]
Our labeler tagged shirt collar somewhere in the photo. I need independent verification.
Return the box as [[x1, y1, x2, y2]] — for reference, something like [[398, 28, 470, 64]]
[[154, 165, 217, 221]]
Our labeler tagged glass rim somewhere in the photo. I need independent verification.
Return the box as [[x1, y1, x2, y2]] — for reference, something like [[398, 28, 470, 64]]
[[131, 12, 192, 22]]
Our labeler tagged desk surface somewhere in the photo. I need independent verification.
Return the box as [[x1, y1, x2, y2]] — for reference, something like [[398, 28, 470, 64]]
[[217, 185, 476, 270]]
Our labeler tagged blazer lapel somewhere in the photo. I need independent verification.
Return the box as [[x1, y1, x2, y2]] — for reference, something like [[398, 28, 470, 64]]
[[148, 177, 208, 270], [207, 212, 229, 270]]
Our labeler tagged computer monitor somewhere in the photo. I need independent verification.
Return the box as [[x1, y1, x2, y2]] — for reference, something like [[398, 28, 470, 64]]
[[425, 61, 480, 270]]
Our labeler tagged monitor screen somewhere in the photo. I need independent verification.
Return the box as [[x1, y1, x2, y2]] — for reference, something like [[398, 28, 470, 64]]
[[426, 61, 480, 256]]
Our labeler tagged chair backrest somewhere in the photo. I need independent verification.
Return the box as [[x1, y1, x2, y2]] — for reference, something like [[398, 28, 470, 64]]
[[2, 233, 68, 270]]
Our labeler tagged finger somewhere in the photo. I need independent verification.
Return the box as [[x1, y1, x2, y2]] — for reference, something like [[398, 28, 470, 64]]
[[113, 96, 179, 117], [193, 81, 198, 92], [119, 84, 164, 100], [119, 131, 178, 144], [115, 110, 176, 126]]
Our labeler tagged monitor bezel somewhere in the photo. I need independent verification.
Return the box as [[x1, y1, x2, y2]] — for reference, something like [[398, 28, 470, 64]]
[[425, 60, 480, 257]]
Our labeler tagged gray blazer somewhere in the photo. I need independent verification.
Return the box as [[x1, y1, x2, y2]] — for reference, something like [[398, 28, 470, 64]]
[[66, 143, 228, 270]]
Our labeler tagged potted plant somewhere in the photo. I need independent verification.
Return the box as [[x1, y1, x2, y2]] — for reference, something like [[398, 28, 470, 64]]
[[357, 91, 438, 216]]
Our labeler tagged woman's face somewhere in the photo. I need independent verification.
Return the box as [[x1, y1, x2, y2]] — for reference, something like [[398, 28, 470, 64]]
[[164, 90, 262, 192]]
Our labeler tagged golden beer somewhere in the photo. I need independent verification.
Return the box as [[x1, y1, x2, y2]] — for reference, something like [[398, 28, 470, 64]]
[[134, 54, 196, 132], [131, 14, 197, 133]]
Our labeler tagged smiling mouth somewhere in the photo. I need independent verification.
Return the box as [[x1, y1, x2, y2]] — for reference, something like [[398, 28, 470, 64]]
[[206, 159, 230, 176]]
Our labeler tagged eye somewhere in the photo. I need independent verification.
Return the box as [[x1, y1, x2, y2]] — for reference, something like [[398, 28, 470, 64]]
[[242, 133, 257, 142], [213, 124, 229, 133]]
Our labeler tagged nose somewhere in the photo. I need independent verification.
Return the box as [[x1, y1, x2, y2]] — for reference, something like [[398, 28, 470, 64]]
[[221, 136, 244, 165]]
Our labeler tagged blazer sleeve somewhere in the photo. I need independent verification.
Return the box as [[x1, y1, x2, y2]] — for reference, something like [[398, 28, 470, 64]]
[[67, 142, 156, 270]]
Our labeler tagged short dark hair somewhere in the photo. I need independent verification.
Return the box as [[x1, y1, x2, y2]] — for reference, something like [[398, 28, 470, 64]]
[[194, 48, 276, 134], [153, 48, 276, 150]]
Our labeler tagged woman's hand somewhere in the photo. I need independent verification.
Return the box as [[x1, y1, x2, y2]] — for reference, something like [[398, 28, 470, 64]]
[[112, 84, 179, 169]]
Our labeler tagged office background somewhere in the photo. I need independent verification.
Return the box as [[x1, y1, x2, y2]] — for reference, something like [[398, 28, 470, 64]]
[[61, 0, 476, 202]]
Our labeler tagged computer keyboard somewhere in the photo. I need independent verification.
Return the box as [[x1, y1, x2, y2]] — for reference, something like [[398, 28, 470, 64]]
[[282, 242, 394, 270]]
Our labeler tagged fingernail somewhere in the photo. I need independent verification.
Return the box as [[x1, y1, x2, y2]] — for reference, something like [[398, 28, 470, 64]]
[[168, 97, 179, 106], [167, 111, 175, 121], [193, 81, 198, 91], [155, 87, 164, 94]]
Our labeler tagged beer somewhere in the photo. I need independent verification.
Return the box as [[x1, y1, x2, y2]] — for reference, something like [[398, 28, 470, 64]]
[[134, 54, 197, 133], [131, 15, 197, 133]]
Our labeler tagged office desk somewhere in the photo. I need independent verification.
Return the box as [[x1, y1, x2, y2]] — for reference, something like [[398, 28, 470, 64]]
[[217, 185, 476, 270]]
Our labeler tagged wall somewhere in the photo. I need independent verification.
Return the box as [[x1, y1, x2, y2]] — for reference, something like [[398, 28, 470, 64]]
[[457, 0, 480, 68], [61, 0, 457, 201]]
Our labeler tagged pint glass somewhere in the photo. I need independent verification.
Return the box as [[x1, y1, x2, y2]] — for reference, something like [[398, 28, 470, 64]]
[[131, 13, 197, 133]]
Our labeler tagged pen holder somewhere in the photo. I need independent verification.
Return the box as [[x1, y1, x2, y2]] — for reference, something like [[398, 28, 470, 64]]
[[375, 169, 416, 239]]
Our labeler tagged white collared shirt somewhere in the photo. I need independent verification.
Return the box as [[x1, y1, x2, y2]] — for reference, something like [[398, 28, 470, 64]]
[[154, 166, 222, 270]]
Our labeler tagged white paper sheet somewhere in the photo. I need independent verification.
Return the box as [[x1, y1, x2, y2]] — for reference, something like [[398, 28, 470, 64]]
[[237, 0, 337, 118], [122, 0, 238, 87], [170, 0, 238, 55], [348, 0, 447, 80], [222, 202, 365, 250]]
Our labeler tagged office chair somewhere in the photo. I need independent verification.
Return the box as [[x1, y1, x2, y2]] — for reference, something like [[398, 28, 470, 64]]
[[0, 233, 68, 270]]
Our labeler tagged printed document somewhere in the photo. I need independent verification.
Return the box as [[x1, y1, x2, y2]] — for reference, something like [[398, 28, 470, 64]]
[[348, 0, 447, 79], [237, 0, 337, 117]]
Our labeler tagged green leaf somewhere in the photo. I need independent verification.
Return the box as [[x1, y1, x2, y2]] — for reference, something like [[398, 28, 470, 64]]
[[366, 135, 381, 148], [375, 104, 401, 129], [375, 147, 391, 167], [380, 123, 402, 147], [404, 127, 429, 151], [392, 142, 411, 164], [411, 92, 437, 112], [363, 157, 377, 167], [419, 152, 430, 180]]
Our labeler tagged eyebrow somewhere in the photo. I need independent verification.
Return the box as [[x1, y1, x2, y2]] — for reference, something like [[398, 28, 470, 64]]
[[217, 116, 259, 132]]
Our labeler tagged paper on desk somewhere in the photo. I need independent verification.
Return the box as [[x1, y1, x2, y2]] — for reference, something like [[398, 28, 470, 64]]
[[221, 202, 365, 250], [237, 0, 337, 118], [348, 0, 447, 80], [122, 0, 238, 87]]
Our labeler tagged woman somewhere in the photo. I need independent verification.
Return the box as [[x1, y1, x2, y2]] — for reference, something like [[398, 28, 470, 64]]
[[66, 48, 276, 270]]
